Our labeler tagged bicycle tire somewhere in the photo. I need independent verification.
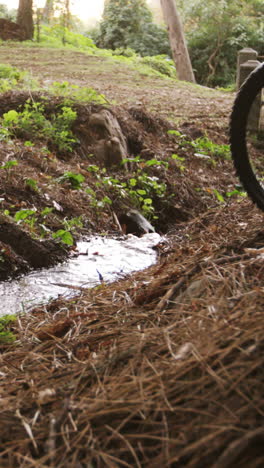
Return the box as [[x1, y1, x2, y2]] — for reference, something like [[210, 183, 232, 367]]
[[230, 62, 264, 211]]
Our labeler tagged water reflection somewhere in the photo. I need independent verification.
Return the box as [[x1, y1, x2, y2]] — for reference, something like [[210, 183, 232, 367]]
[[0, 233, 160, 316]]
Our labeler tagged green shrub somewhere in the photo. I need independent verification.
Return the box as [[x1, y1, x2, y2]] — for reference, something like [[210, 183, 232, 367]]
[[141, 55, 175, 78], [37, 25, 96, 51], [185, 0, 264, 87], [113, 47, 137, 58], [0, 64, 27, 93], [1, 100, 78, 152], [96, 0, 170, 57]]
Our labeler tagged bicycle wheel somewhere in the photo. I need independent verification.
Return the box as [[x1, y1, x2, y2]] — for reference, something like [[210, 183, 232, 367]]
[[230, 62, 264, 211]]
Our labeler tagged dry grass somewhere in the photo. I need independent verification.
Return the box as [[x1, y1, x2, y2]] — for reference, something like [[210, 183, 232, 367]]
[[1, 200, 264, 467]]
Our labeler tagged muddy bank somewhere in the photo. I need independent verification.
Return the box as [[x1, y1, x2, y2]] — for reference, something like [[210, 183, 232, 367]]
[[0, 90, 231, 281], [0, 217, 67, 272]]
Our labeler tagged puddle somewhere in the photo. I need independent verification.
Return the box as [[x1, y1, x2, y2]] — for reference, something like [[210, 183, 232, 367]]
[[0, 233, 161, 316]]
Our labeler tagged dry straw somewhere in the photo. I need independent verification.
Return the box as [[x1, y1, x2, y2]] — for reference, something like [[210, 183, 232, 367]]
[[1, 200, 264, 467]]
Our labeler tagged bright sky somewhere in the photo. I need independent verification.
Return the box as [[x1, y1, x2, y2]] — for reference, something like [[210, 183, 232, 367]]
[[3, 0, 105, 20]]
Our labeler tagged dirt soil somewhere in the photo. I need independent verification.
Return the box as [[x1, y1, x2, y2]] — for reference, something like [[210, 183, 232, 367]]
[[0, 45, 264, 467]]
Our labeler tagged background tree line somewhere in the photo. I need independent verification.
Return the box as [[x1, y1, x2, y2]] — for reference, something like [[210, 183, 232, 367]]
[[0, 0, 263, 87]]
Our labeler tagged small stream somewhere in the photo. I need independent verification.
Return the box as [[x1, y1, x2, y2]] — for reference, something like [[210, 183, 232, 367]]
[[0, 233, 161, 316]]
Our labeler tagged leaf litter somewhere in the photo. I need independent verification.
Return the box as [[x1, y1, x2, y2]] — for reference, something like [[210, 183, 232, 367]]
[[0, 46, 263, 467]]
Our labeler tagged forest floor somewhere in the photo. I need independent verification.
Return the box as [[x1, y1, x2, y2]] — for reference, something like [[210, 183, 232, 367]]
[[0, 44, 264, 467]]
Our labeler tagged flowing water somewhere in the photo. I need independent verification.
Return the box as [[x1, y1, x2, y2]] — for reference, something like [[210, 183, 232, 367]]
[[0, 233, 161, 316]]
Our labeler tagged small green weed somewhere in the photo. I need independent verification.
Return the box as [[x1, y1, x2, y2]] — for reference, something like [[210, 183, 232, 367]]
[[14, 209, 37, 229], [0, 314, 17, 344], [57, 171, 85, 189], [50, 81, 108, 105], [63, 216, 83, 231], [171, 154, 186, 172], [0, 159, 18, 180], [52, 229, 74, 246], [1, 100, 78, 152], [103, 157, 167, 218], [0, 64, 37, 93], [192, 137, 231, 160], [24, 178, 39, 192]]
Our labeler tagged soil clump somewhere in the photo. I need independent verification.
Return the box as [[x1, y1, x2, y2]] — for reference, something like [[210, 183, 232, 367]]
[[0, 19, 26, 41]]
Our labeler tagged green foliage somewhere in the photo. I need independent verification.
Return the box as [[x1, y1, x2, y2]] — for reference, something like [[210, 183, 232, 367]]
[[52, 229, 74, 246], [171, 154, 186, 172], [1, 100, 78, 152], [96, 0, 170, 57], [0, 63, 26, 93], [50, 105, 77, 151], [63, 216, 83, 231], [57, 171, 85, 189], [25, 178, 39, 192], [101, 156, 167, 218], [0, 4, 16, 21], [0, 63, 38, 93], [0, 314, 17, 344], [192, 137, 231, 160], [49, 81, 108, 104], [184, 0, 264, 86], [37, 25, 96, 50], [113, 47, 137, 58], [0, 63, 21, 81], [0, 159, 18, 180], [14, 209, 37, 229], [141, 56, 175, 77]]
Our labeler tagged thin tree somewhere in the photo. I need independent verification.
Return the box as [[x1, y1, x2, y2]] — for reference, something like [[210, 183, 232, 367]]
[[17, 0, 34, 40], [42, 0, 54, 23], [160, 0, 195, 83]]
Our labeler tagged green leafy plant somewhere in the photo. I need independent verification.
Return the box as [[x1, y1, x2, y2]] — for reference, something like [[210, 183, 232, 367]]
[[96, 0, 170, 57], [24, 178, 39, 192], [14, 209, 37, 229], [63, 216, 84, 231], [57, 171, 85, 189], [212, 188, 225, 203], [186, 0, 264, 86], [50, 106, 77, 151], [171, 154, 186, 172], [192, 136, 231, 160], [103, 157, 167, 217], [37, 25, 97, 51], [0, 159, 18, 180], [50, 81, 108, 105], [52, 229, 74, 245], [0, 314, 17, 344], [1, 100, 78, 152], [0, 64, 28, 93], [226, 188, 247, 198], [141, 55, 175, 77]]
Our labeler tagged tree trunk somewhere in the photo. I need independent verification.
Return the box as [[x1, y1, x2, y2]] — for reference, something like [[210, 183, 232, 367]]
[[64, 0, 71, 29], [42, 0, 54, 23], [160, 0, 195, 83], [17, 0, 34, 40]]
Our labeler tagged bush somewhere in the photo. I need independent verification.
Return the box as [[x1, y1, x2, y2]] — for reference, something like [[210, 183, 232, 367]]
[[96, 0, 170, 57], [0, 64, 27, 93], [185, 0, 264, 87], [141, 55, 175, 77], [37, 25, 96, 51], [188, 18, 264, 87]]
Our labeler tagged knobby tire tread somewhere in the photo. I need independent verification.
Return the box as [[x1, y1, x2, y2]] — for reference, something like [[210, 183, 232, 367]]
[[230, 63, 264, 211]]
